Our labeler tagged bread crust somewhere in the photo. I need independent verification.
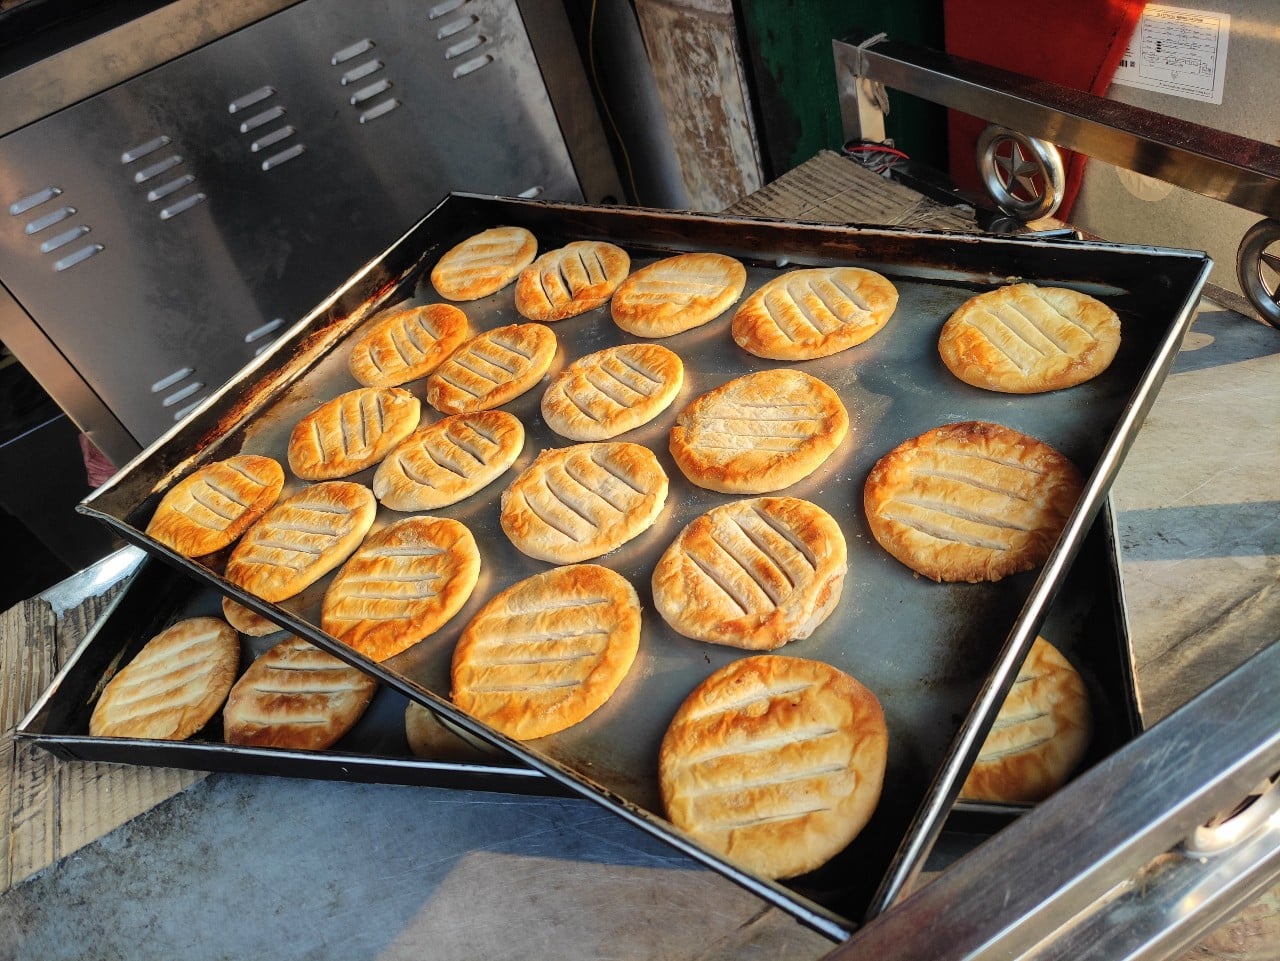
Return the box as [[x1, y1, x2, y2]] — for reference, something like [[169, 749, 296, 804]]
[[347, 302, 469, 388], [287, 387, 421, 480], [659, 655, 887, 880], [669, 369, 848, 494], [863, 421, 1083, 583], [430, 226, 538, 301], [500, 442, 668, 562], [220, 594, 306, 637], [514, 240, 630, 321], [960, 637, 1092, 803], [146, 455, 285, 558], [731, 266, 898, 360], [610, 252, 746, 337], [425, 323, 557, 415], [321, 516, 481, 662], [225, 481, 377, 602], [405, 701, 505, 761], [89, 616, 239, 741], [450, 564, 641, 740], [222, 634, 378, 750], [540, 343, 683, 441], [938, 283, 1121, 394], [651, 497, 846, 650]]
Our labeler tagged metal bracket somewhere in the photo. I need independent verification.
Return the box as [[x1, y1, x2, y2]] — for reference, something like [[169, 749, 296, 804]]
[[975, 124, 1065, 221]]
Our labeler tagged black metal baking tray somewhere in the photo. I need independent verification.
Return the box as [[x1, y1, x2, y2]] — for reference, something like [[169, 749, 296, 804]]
[[73, 193, 1209, 938]]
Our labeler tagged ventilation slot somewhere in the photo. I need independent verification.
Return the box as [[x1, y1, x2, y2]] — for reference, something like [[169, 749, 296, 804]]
[[9, 186, 102, 272], [431, 3, 493, 79], [151, 367, 208, 419], [245, 318, 285, 354], [122, 135, 206, 220], [332, 38, 400, 123], [229, 87, 307, 172]]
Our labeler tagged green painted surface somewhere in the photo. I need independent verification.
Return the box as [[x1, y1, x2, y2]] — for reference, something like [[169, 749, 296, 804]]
[[738, 0, 946, 177]]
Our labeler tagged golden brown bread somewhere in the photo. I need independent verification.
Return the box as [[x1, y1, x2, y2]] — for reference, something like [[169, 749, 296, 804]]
[[668, 369, 848, 494], [405, 700, 506, 761], [960, 637, 1093, 803], [425, 323, 557, 415], [220, 594, 307, 637], [540, 343, 683, 441], [287, 387, 421, 480], [651, 497, 846, 650], [610, 252, 746, 337], [347, 302, 470, 388], [938, 283, 1121, 393], [225, 481, 377, 602], [373, 410, 525, 511], [514, 240, 630, 321], [321, 516, 481, 662], [89, 616, 239, 741], [731, 266, 898, 360], [145, 455, 285, 558], [222, 634, 377, 750], [659, 655, 887, 880], [863, 421, 1083, 583], [430, 226, 538, 301], [500, 442, 668, 563], [450, 564, 641, 740]]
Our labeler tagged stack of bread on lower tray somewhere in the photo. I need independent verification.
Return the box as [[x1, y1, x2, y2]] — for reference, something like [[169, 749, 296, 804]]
[[99, 225, 1112, 881]]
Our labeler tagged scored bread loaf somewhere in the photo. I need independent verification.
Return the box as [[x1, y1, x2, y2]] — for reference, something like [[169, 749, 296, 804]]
[[960, 636, 1093, 803], [863, 420, 1083, 583], [450, 564, 641, 740], [425, 323, 557, 415], [938, 283, 1121, 394], [514, 240, 630, 321], [145, 455, 285, 558], [225, 481, 377, 602], [651, 496, 846, 650], [321, 516, 481, 662], [347, 302, 469, 388], [89, 616, 240, 741], [500, 442, 668, 563], [668, 369, 848, 494], [430, 226, 538, 301], [373, 410, 525, 511], [659, 654, 887, 880], [731, 266, 898, 360], [223, 634, 378, 751], [287, 387, 420, 480], [540, 342, 683, 441], [610, 252, 746, 338]]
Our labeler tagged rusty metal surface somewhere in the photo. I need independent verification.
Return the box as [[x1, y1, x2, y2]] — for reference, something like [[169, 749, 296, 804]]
[[74, 193, 1209, 936]]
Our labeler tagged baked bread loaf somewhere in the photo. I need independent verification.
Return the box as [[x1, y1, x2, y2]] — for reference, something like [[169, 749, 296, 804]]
[[373, 410, 525, 511], [863, 421, 1083, 583], [287, 387, 420, 480], [347, 302, 469, 388], [225, 481, 377, 602], [514, 240, 630, 321], [222, 634, 377, 751], [960, 637, 1093, 803], [651, 496, 846, 650], [220, 594, 307, 637], [430, 226, 538, 301], [500, 442, 668, 562], [89, 616, 239, 741], [540, 342, 683, 441], [610, 252, 746, 337], [321, 516, 481, 662], [425, 323, 556, 415], [451, 564, 641, 740], [659, 655, 887, 880], [731, 266, 898, 360], [938, 283, 1121, 393], [669, 369, 848, 493], [146, 455, 285, 558], [405, 700, 506, 761]]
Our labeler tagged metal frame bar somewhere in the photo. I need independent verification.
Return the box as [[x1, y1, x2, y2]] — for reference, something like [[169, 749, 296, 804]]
[[832, 33, 1280, 220]]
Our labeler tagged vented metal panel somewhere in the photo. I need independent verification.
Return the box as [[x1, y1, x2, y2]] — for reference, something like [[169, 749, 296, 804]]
[[0, 0, 596, 463]]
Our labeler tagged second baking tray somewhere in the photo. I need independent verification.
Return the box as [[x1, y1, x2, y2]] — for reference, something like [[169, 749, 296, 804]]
[[75, 194, 1210, 937]]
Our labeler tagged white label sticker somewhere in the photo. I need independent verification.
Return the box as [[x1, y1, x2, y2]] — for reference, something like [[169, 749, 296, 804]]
[[1111, 4, 1230, 105]]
